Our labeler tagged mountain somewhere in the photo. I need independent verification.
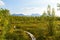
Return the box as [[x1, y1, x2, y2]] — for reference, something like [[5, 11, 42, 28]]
[[12, 13, 40, 16], [31, 14, 40, 16], [12, 14, 24, 16]]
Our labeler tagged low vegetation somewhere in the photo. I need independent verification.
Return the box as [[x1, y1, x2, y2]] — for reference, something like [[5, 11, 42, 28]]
[[0, 5, 60, 40]]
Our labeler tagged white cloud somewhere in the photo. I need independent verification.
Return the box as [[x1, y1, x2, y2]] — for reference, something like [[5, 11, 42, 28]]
[[16, 7, 47, 15], [56, 0, 60, 16], [13, 0, 59, 16], [22, 0, 57, 15], [20, 7, 57, 15], [0, 0, 5, 6], [29, 0, 57, 6], [58, 0, 60, 3], [12, 7, 46, 15], [56, 11, 60, 16]]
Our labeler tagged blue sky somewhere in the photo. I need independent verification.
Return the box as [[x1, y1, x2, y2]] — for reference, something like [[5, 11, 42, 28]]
[[0, 0, 60, 16]]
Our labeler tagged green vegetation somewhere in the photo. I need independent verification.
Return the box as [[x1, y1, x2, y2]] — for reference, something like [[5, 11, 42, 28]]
[[0, 5, 60, 40]]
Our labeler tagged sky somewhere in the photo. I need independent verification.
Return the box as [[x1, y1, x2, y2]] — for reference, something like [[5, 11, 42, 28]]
[[0, 0, 60, 16]]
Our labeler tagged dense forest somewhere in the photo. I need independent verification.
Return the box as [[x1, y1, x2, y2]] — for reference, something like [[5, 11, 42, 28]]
[[0, 5, 60, 40]]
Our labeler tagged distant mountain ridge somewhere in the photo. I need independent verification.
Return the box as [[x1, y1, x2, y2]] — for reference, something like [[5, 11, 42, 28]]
[[12, 14, 24, 16], [31, 14, 40, 16], [12, 13, 40, 16]]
